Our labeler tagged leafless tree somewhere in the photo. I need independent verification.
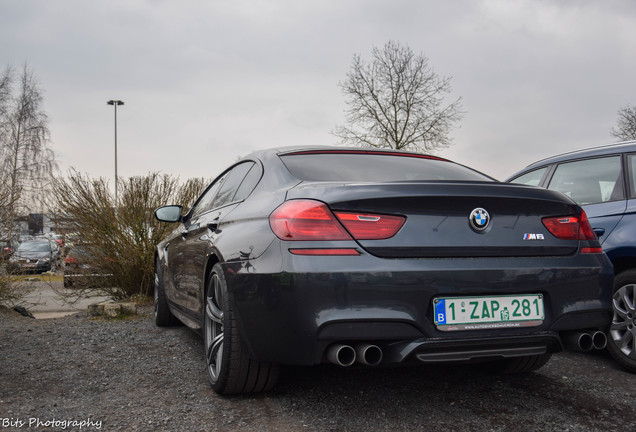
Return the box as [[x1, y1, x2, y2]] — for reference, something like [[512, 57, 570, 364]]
[[610, 105, 636, 141], [0, 64, 56, 226], [333, 41, 464, 153]]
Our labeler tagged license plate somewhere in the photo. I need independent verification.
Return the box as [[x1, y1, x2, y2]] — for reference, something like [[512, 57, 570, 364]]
[[434, 294, 544, 332]]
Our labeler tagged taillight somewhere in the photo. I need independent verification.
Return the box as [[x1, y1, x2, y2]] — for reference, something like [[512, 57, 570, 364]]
[[542, 210, 597, 241], [577, 211, 597, 241], [270, 200, 406, 241], [542, 210, 600, 253], [333, 212, 405, 240], [270, 200, 352, 240], [542, 216, 580, 240]]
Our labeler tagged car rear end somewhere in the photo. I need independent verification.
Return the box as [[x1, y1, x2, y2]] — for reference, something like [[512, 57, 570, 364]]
[[224, 150, 613, 368]]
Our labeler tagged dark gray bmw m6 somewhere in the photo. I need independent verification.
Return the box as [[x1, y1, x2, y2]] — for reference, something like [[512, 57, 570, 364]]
[[154, 147, 613, 394]]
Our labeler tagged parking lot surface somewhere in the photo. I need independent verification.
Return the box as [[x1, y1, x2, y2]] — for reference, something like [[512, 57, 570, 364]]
[[1, 306, 635, 431]]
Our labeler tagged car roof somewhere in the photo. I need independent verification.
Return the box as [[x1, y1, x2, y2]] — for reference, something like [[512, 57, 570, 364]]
[[522, 140, 636, 170]]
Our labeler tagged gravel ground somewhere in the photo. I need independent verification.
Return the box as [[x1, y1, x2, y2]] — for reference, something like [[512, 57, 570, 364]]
[[1, 305, 635, 432]]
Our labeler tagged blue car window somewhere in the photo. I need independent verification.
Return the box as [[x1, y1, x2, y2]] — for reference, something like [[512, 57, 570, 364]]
[[547, 156, 624, 205], [509, 167, 549, 186], [629, 155, 636, 197]]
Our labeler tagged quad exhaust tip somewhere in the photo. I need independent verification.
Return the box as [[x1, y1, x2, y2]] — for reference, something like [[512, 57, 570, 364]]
[[327, 343, 383, 367], [356, 344, 383, 366], [563, 330, 607, 352], [327, 344, 356, 367], [591, 331, 607, 350]]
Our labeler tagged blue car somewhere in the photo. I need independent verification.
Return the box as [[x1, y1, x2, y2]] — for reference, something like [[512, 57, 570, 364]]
[[508, 140, 636, 373]]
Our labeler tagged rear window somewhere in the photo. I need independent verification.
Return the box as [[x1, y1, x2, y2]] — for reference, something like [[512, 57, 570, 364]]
[[280, 152, 492, 182], [509, 167, 549, 186]]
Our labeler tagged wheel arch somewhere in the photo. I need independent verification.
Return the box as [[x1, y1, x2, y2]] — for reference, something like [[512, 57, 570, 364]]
[[607, 250, 636, 276]]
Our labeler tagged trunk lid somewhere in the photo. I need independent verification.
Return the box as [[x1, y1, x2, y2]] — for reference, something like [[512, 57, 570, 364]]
[[286, 181, 581, 258]]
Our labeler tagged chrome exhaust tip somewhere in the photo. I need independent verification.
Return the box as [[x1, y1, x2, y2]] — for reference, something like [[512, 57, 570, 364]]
[[563, 331, 594, 352], [591, 331, 607, 350], [355, 344, 383, 366], [327, 344, 356, 367]]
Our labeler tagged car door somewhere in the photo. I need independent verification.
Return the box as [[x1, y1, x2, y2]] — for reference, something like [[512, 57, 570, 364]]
[[166, 162, 256, 316], [545, 155, 626, 245], [165, 170, 229, 311], [601, 153, 636, 254]]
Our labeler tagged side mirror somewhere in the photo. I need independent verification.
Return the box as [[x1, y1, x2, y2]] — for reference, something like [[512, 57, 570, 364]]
[[155, 205, 183, 223]]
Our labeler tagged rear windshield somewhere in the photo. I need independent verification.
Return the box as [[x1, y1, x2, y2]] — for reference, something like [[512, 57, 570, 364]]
[[280, 152, 492, 182], [18, 242, 51, 252]]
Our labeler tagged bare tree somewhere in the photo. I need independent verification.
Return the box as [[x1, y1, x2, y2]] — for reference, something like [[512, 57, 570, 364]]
[[0, 67, 14, 237], [0, 63, 56, 224], [333, 41, 464, 153], [610, 105, 636, 141]]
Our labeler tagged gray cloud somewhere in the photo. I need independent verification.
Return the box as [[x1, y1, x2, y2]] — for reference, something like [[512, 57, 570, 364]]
[[2, 0, 635, 182]]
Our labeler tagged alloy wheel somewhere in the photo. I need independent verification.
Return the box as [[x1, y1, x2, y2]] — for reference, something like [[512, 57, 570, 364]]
[[205, 274, 225, 382], [153, 271, 159, 318], [610, 283, 636, 359]]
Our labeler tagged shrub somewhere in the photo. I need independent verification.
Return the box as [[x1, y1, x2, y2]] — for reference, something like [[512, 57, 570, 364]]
[[52, 171, 206, 300]]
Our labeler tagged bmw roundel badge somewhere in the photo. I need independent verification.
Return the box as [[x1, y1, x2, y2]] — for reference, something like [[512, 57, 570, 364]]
[[469, 208, 490, 232]]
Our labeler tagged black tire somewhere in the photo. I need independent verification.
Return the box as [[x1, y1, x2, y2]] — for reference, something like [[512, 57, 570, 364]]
[[488, 353, 553, 374], [606, 270, 636, 373], [154, 259, 178, 327], [204, 263, 279, 395]]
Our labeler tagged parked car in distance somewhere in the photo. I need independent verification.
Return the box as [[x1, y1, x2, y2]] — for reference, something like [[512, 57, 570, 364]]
[[154, 146, 613, 395], [7, 239, 59, 274], [63, 245, 112, 288], [1, 239, 19, 259], [507, 140, 636, 373]]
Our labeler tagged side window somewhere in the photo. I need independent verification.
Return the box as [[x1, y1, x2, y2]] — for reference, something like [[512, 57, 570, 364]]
[[547, 156, 624, 205], [190, 172, 228, 218], [509, 167, 549, 186], [629, 154, 636, 198], [211, 162, 255, 209], [234, 163, 262, 202]]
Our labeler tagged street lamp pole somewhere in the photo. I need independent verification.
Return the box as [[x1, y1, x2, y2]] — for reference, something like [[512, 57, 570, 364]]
[[107, 100, 124, 209]]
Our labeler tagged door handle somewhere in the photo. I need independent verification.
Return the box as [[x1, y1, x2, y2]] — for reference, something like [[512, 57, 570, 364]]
[[593, 228, 606, 237], [208, 217, 220, 231]]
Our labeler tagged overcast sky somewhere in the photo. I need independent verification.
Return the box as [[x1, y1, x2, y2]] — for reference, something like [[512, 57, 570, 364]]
[[2, 0, 636, 183]]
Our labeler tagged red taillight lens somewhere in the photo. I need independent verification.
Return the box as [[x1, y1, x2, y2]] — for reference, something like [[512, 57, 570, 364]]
[[542, 210, 598, 242], [333, 212, 405, 240], [270, 200, 406, 241], [542, 216, 580, 240], [577, 211, 597, 241], [270, 200, 352, 240]]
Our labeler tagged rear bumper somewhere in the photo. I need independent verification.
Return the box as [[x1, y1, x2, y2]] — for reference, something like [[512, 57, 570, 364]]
[[223, 243, 613, 366]]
